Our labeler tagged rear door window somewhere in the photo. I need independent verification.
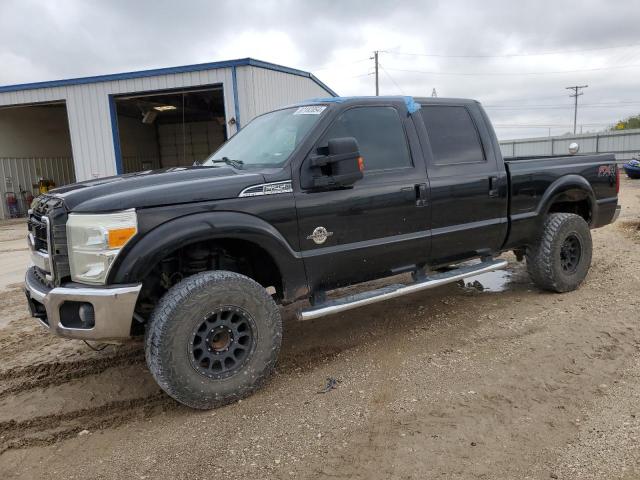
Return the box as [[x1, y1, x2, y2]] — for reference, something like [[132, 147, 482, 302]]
[[420, 106, 485, 165]]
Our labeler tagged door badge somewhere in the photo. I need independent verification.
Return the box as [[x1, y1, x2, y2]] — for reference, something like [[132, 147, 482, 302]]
[[307, 226, 333, 245]]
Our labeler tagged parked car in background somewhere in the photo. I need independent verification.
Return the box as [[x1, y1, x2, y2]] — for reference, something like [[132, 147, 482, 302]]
[[624, 157, 640, 178]]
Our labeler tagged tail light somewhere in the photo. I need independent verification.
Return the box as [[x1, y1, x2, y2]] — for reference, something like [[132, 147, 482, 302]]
[[616, 164, 620, 194], [358, 156, 365, 172]]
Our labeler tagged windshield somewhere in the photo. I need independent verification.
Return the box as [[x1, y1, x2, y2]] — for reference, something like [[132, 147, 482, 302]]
[[202, 105, 327, 168]]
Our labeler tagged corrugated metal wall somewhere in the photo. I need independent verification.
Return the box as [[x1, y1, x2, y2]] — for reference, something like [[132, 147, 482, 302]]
[[0, 69, 236, 181], [0, 157, 75, 219], [0, 63, 335, 189], [237, 66, 332, 126], [158, 121, 226, 167], [500, 128, 640, 161]]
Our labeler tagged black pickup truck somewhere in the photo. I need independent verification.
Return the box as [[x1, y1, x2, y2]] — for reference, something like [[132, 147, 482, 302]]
[[24, 96, 620, 409]]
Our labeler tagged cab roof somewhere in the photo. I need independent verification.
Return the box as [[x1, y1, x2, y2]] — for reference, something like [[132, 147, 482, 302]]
[[295, 95, 480, 113]]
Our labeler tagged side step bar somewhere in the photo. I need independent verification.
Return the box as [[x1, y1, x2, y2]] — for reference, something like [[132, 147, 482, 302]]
[[297, 258, 508, 321]]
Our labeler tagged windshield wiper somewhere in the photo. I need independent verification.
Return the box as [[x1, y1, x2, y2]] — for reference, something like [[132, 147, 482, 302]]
[[211, 157, 244, 169]]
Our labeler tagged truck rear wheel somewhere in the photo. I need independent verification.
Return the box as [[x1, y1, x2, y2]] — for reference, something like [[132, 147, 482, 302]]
[[526, 212, 592, 293], [145, 270, 282, 409]]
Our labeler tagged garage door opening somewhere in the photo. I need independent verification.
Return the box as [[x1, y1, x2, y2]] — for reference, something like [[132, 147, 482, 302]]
[[0, 101, 76, 219], [113, 86, 227, 174]]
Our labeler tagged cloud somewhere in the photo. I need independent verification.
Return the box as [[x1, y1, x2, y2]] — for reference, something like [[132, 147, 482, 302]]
[[1, 0, 639, 138]]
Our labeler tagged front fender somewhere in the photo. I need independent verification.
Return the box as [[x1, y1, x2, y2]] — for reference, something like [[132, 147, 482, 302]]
[[108, 211, 308, 302]]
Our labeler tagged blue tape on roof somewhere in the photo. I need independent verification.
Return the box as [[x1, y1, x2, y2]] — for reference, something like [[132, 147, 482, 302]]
[[403, 96, 421, 114]]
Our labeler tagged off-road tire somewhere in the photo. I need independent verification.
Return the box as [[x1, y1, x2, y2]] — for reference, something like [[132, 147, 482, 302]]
[[145, 270, 282, 409], [526, 213, 592, 293]]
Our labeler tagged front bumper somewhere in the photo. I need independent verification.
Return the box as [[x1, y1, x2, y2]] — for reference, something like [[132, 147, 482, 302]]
[[24, 267, 142, 341]]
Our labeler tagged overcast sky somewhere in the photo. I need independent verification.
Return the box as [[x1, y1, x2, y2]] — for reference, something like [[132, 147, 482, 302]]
[[1, 0, 640, 139]]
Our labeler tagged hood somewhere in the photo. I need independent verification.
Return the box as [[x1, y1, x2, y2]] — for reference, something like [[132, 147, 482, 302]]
[[51, 166, 266, 212]]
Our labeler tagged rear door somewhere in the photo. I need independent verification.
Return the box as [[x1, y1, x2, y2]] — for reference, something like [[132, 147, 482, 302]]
[[293, 103, 431, 291], [416, 102, 508, 265]]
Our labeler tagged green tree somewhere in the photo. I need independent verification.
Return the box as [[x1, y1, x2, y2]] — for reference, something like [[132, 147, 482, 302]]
[[610, 114, 640, 131]]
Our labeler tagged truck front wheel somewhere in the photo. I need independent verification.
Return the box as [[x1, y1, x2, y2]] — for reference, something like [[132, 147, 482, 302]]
[[526, 212, 593, 293], [145, 271, 282, 409]]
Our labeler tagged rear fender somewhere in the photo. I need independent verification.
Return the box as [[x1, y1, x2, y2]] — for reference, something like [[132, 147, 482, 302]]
[[536, 174, 596, 224]]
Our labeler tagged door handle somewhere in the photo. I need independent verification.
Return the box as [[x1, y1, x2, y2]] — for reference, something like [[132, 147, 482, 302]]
[[488, 176, 499, 198], [415, 183, 428, 207]]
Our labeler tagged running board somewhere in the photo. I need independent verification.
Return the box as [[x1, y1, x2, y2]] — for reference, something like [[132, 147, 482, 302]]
[[297, 258, 508, 321]]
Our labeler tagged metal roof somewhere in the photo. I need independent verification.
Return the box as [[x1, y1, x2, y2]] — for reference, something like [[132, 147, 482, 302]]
[[0, 57, 337, 96]]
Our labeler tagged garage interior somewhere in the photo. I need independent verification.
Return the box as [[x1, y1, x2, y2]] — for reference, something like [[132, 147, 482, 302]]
[[0, 102, 76, 219], [113, 86, 227, 173]]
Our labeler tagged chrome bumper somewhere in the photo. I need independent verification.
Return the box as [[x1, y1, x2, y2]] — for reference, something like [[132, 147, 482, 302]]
[[24, 268, 142, 341], [612, 205, 621, 223]]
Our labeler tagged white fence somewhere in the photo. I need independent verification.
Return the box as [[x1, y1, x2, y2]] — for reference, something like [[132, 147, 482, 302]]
[[0, 157, 75, 220], [499, 128, 640, 162]]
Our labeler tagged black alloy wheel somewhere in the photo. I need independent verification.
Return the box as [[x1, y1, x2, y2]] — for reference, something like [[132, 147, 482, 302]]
[[559, 234, 582, 273], [188, 307, 256, 379]]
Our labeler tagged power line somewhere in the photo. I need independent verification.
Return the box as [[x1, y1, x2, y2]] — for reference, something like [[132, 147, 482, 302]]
[[298, 57, 370, 71], [386, 42, 640, 59], [385, 63, 640, 76], [379, 63, 405, 95], [485, 102, 640, 110], [351, 71, 373, 78]]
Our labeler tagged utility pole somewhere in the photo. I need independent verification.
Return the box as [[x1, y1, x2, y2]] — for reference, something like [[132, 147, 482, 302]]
[[566, 85, 588, 134], [371, 50, 379, 96]]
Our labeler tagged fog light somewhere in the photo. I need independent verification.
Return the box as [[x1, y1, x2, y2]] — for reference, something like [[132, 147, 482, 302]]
[[59, 301, 95, 329], [78, 303, 95, 328]]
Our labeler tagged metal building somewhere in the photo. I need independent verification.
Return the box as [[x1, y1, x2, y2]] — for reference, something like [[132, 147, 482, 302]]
[[499, 128, 640, 162], [0, 58, 335, 219]]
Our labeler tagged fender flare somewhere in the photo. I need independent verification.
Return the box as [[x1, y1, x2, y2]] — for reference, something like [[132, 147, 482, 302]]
[[108, 211, 309, 302], [535, 174, 597, 224]]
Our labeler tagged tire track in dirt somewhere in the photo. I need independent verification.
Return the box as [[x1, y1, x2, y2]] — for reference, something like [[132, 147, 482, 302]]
[[0, 347, 145, 398], [0, 391, 178, 455]]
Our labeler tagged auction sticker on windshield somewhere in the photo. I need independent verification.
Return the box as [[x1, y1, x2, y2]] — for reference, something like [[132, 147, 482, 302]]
[[294, 106, 326, 115]]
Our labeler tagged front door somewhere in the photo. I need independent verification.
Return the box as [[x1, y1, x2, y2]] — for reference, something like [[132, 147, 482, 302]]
[[293, 104, 431, 292]]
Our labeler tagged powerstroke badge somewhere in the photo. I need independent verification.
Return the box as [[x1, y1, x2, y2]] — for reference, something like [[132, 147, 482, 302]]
[[306, 226, 333, 245]]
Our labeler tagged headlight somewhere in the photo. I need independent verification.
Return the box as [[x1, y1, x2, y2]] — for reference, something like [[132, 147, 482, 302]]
[[66, 210, 137, 284]]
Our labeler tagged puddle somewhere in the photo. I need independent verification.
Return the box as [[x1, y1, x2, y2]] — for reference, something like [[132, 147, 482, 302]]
[[461, 269, 513, 292]]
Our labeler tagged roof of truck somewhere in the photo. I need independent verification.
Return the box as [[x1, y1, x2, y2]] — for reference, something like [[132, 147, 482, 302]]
[[299, 95, 479, 113], [307, 95, 477, 103]]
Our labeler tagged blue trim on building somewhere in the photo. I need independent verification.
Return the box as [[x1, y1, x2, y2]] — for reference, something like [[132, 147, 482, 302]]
[[108, 95, 124, 175], [0, 57, 337, 97], [231, 66, 241, 129]]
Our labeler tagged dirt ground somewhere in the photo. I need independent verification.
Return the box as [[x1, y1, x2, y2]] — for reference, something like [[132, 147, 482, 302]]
[[1, 178, 639, 479]]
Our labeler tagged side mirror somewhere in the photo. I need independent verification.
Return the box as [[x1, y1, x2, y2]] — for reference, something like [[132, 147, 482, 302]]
[[308, 137, 364, 189]]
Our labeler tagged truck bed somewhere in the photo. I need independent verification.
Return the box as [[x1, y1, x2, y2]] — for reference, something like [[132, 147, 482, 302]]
[[503, 153, 619, 249]]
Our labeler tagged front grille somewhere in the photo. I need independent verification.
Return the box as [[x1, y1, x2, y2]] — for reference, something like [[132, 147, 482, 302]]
[[28, 195, 70, 286], [28, 212, 49, 252]]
